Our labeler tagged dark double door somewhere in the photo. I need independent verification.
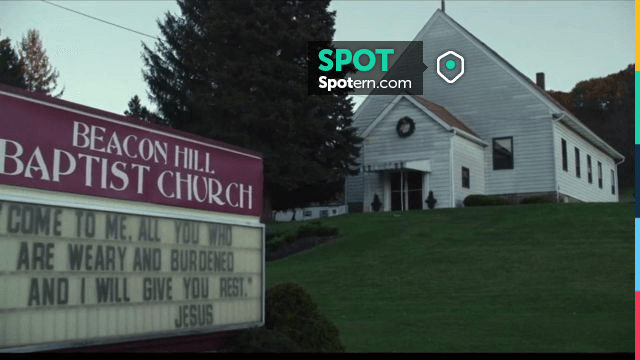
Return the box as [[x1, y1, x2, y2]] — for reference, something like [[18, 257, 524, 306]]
[[390, 170, 423, 211]]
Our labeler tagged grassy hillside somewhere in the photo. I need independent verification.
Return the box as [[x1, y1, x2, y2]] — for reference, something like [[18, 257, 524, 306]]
[[265, 203, 634, 352]]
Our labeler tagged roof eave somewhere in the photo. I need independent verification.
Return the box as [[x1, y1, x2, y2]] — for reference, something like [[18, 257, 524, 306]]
[[437, 11, 625, 164], [555, 113, 625, 163], [453, 128, 488, 147]]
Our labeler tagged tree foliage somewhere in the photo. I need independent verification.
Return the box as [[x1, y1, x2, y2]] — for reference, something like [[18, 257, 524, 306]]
[[547, 64, 634, 189], [124, 94, 158, 122], [228, 283, 345, 352], [0, 29, 26, 89], [142, 0, 362, 213], [18, 29, 63, 96]]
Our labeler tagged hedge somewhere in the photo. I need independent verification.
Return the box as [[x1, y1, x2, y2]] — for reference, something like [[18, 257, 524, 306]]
[[463, 194, 511, 207], [296, 221, 339, 238], [520, 196, 554, 204]]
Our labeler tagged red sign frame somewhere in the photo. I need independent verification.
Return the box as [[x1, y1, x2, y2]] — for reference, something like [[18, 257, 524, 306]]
[[0, 84, 263, 217]]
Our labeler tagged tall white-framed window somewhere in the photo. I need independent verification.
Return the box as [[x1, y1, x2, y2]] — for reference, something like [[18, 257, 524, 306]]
[[587, 155, 592, 183], [598, 161, 603, 189], [462, 167, 470, 189], [561, 139, 568, 171], [611, 169, 616, 195], [574, 147, 580, 178]]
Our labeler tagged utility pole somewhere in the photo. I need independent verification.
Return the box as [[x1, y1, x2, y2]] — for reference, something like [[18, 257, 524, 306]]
[[441, 0, 445, 13]]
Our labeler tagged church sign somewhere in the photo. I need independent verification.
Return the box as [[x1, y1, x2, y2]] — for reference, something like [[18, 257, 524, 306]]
[[0, 85, 265, 351], [0, 88, 262, 217]]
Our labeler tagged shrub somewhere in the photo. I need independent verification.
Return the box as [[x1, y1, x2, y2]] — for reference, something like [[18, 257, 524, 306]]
[[284, 233, 297, 244], [463, 194, 511, 207], [296, 222, 339, 238], [313, 225, 339, 237], [265, 230, 283, 242], [265, 283, 345, 352], [228, 283, 345, 352], [520, 196, 554, 204], [425, 191, 437, 209], [268, 236, 285, 251], [371, 194, 382, 212]]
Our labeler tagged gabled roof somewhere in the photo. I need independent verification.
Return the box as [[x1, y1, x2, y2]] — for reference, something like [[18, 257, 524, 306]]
[[360, 93, 486, 147], [435, 10, 624, 162], [438, 10, 571, 116], [410, 95, 478, 137], [355, 9, 624, 162]]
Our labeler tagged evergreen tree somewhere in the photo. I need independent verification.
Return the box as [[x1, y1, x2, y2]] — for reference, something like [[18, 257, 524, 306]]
[[124, 94, 155, 122], [142, 0, 361, 214], [0, 29, 26, 88], [18, 29, 63, 96]]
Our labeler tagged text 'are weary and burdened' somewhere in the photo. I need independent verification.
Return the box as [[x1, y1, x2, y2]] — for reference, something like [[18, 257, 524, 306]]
[[1, 201, 261, 330]]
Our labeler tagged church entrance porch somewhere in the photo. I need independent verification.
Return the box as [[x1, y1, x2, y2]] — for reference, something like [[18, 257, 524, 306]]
[[362, 160, 431, 212], [390, 170, 424, 211]]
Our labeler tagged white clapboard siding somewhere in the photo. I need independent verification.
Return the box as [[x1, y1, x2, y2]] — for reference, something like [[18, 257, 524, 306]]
[[346, 173, 364, 204], [452, 135, 486, 207], [361, 97, 453, 209], [346, 172, 384, 212], [348, 9, 621, 210], [554, 122, 619, 202], [365, 172, 386, 212], [353, 10, 558, 198], [353, 95, 395, 134], [413, 13, 557, 195]]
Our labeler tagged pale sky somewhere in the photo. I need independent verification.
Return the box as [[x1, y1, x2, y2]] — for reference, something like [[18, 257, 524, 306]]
[[0, 1, 634, 115]]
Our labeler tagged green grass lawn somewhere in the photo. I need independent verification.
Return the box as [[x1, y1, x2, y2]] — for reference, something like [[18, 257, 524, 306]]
[[265, 203, 634, 352]]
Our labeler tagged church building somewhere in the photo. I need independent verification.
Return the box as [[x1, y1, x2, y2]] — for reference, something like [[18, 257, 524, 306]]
[[345, 9, 624, 212]]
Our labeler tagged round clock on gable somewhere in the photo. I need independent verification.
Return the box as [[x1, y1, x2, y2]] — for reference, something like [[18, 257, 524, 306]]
[[396, 116, 415, 138]]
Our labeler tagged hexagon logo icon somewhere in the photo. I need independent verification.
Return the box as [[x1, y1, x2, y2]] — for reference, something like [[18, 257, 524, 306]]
[[437, 51, 464, 84]]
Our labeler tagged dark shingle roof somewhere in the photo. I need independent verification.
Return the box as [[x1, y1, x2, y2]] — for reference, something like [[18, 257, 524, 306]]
[[410, 94, 480, 138]]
